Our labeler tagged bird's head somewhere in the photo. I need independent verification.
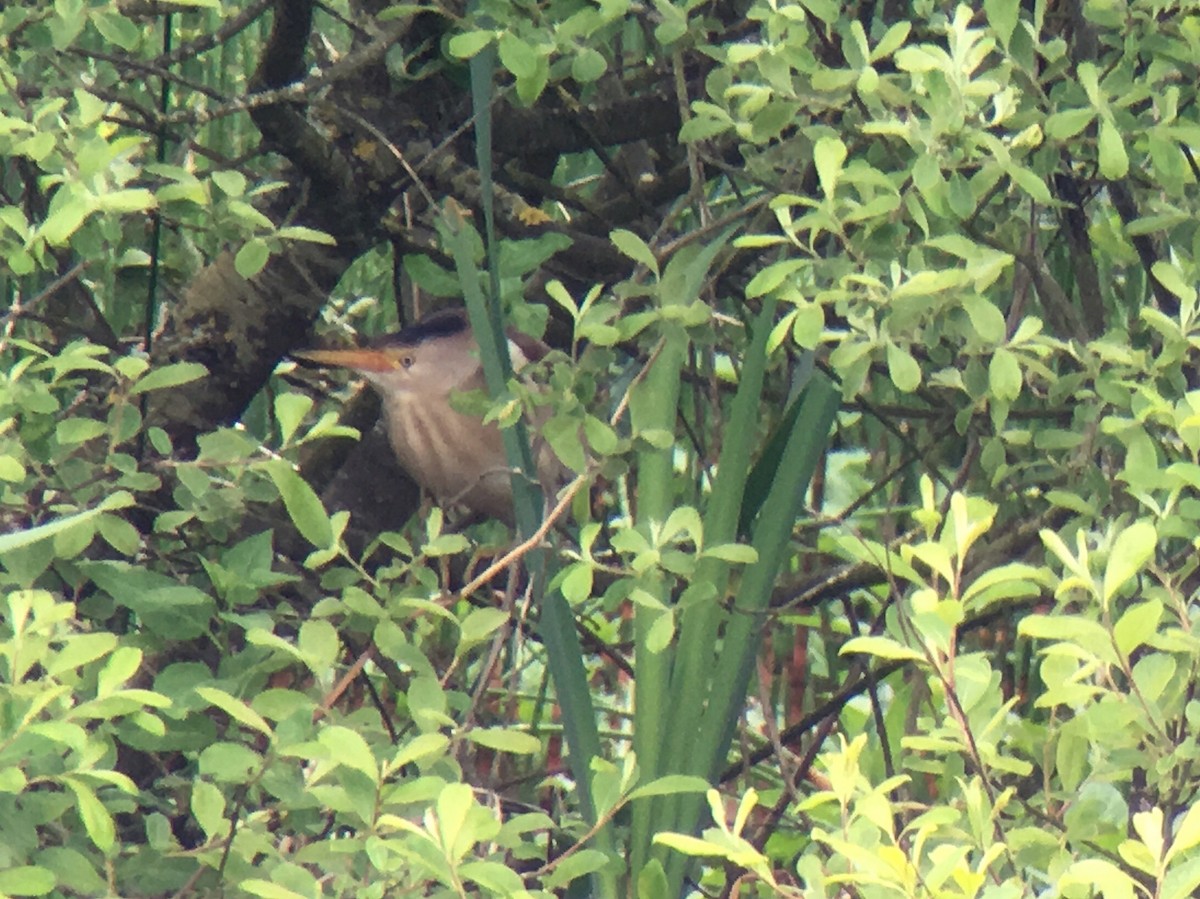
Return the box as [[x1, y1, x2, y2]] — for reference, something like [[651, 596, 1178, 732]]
[[294, 307, 546, 399], [293, 308, 496, 399]]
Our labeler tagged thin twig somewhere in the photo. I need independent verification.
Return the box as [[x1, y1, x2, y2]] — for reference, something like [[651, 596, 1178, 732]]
[[314, 643, 375, 721], [457, 339, 666, 598]]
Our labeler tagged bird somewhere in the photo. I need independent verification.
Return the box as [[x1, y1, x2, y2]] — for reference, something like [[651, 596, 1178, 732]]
[[293, 307, 558, 524]]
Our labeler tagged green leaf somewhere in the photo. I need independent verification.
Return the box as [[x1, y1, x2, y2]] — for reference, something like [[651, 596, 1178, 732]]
[[91, 10, 140, 50], [1113, 601, 1162, 656], [542, 849, 612, 890], [96, 188, 155, 213], [63, 777, 115, 853], [276, 225, 336, 245], [190, 780, 226, 840], [0, 865, 56, 896], [611, 228, 659, 276], [234, 238, 271, 278], [0, 492, 134, 554], [1020, 614, 1117, 664], [647, 608, 675, 652], [813, 136, 847, 196], [240, 882, 306, 899], [195, 687, 274, 738], [886, 342, 921, 392], [199, 742, 262, 782], [745, 259, 806, 299], [403, 254, 460, 296], [1168, 801, 1200, 861], [513, 51, 550, 105], [79, 560, 215, 639], [55, 417, 106, 444], [1102, 521, 1156, 605], [1056, 719, 1088, 792], [448, 30, 496, 59], [798, 0, 837, 24], [391, 732, 450, 771], [1008, 164, 1052, 204], [465, 727, 542, 754], [458, 607, 509, 650], [543, 413, 587, 472], [39, 187, 94, 245], [1045, 107, 1095, 140], [1061, 859, 1135, 899], [318, 725, 379, 780], [1098, 118, 1129, 179], [498, 32, 538, 79], [572, 47, 608, 82], [298, 619, 338, 673], [1077, 62, 1102, 106], [701, 543, 758, 564], [1151, 261, 1197, 304], [96, 513, 138, 557], [460, 861, 527, 894], [895, 46, 944, 73], [0, 454, 26, 482], [841, 635, 924, 661], [128, 361, 208, 395], [274, 392, 312, 445], [36, 847, 104, 893], [984, 0, 1019, 46], [871, 21, 911, 60], [97, 645, 141, 696], [961, 295, 1007, 344], [211, 170, 246, 196], [264, 460, 332, 548], [51, 0, 87, 49], [653, 832, 722, 855], [892, 269, 969, 298], [988, 347, 1022, 402], [45, 632, 117, 677], [626, 774, 710, 800], [638, 860, 670, 899], [436, 781, 479, 856], [654, 0, 688, 42], [560, 563, 594, 604]]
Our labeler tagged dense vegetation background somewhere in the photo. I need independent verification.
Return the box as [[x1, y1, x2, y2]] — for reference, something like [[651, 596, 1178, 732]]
[[2, 0, 1199, 895]]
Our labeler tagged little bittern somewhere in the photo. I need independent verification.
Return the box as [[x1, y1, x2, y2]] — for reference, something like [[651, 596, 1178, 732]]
[[294, 308, 555, 523]]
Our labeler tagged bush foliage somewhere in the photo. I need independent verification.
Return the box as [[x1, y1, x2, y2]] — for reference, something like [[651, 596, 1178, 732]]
[[3, 0, 1200, 896]]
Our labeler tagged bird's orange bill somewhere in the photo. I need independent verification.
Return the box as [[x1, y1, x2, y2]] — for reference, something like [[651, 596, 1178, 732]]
[[291, 347, 401, 373]]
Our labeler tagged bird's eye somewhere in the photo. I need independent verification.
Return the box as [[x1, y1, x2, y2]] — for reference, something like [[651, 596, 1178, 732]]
[[399, 354, 415, 369]]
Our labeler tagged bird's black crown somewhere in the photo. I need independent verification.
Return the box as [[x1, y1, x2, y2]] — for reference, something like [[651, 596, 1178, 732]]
[[371, 308, 469, 349]]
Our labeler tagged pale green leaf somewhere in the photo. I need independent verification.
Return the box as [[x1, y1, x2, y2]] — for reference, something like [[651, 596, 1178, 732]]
[[840, 635, 924, 661], [887, 342, 921, 392], [1098, 118, 1129, 179], [128, 361, 208, 395], [1103, 521, 1156, 604], [611, 228, 659, 276], [988, 347, 1022, 402], [465, 727, 542, 754], [448, 30, 496, 59], [195, 687, 274, 738], [264, 460, 332, 548]]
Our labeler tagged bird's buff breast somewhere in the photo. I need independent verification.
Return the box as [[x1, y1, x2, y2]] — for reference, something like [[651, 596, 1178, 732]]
[[381, 393, 512, 518]]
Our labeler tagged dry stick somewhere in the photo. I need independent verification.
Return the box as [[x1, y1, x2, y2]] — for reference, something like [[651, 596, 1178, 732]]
[[336, 107, 439, 212], [156, 0, 273, 66], [159, 15, 412, 126], [457, 472, 590, 597], [457, 338, 666, 599], [672, 45, 711, 229], [315, 642, 375, 721], [0, 260, 88, 328]]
